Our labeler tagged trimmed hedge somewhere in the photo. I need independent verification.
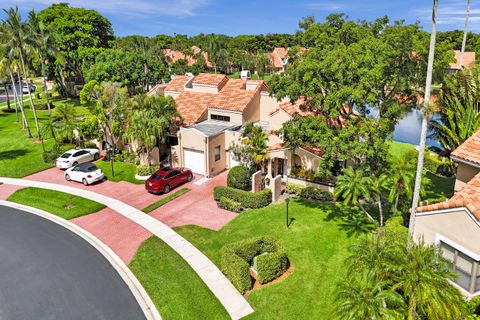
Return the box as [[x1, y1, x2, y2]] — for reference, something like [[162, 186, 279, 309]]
[[227, 165, 251, 191], [214, 186, 271, 209], [285, 183, 334, 201], [136, 165, 157, 176], [221, 236, 288, 293], [219, 196, 242, 213]]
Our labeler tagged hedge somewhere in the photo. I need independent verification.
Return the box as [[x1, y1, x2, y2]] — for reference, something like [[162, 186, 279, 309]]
[[285, 183, 334, 201], [221, 236, 288, 293], [42, 144, 76, 163], [219, 196, 242, 213], [136, 165, 158, 176], [227, 165, 251, 191], [214, 186, 271, 209]]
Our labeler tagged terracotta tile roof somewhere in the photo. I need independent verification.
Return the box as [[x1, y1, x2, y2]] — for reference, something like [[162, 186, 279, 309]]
[[449, 50, 476, 69], [268, 142, 284, 151], [165, 75, 190, 92], [304, 145, 325, 157], [268, 47, 289, 69], [451, 129, 480, 165], [174, 91, 214, 125], [192, 73, 229, 88], [162, 47, 212, 67], [416, 171, 480, 220], [274, 97, 314, 117]]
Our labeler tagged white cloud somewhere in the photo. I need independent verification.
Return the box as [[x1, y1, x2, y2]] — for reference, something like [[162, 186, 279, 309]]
[[412, 0, 480, 31], [1, 0, 211, 17], [303, 2, 352, 11]]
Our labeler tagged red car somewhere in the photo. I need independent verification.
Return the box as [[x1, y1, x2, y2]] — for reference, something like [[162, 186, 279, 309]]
[[145, 168, 193, 194]]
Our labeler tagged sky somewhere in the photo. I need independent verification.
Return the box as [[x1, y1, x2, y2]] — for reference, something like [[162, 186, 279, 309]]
[[1, 0, 479, 37]]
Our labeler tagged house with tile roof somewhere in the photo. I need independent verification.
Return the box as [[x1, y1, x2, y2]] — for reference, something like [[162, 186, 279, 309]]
[[413, 128, 480, 297], [162, 46, 212, 68], [159, 73, 325, 179], [446, 50, 476, 74]]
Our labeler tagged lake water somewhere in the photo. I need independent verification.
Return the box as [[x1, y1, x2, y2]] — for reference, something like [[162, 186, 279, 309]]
[[393, 109, 441, 148]]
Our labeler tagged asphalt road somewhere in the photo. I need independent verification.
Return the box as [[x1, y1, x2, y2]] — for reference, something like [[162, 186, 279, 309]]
[[0, 205, 146, 320]]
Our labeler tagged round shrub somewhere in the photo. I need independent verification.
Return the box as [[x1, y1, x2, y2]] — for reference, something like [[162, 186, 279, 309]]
[[136, 165, 157, 176], [227, 165, 251, 191], [221, 237, 288, 293]]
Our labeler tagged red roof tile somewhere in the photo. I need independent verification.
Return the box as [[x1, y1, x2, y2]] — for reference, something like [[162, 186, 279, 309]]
[[192, 73, 229, 88], [165, 75, 190, 92], [162, 47, 212, 67], [174, 92, 214, 125], [449, 50, 476, 69], [451, 129, 480, 165], [268, 47, 289, 69]]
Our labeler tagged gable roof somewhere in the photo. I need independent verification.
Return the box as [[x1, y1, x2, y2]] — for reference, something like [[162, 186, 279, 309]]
[[268, 47, 289, 69], [165, 75, 191, 92], [451, 129, 480, 166], [192, 73, 229, 88], [162, 47, 212, 67], [449, 50, 476, 69], [416, 171, 480, 220]]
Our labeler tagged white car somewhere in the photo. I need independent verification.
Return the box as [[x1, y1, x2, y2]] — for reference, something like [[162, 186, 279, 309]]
[[56, 148, 100, 169], [22, 84, 36, 94], [64, 162, 104, 186]]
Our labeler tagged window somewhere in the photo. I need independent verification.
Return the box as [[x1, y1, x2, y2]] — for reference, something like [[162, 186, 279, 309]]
[[440, 241, 480, 293], [215, 146, 221, 161], [211, 114, 230, 122]]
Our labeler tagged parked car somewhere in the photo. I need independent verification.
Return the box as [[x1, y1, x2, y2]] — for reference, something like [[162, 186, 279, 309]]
[[145, 168, 193, 194], [64, 162, 104, 186], [56, 148, 100, 169], [22, 84, 36, 94]]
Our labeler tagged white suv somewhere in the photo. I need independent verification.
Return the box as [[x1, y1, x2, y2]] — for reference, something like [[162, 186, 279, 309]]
[[56, 149, 100, 169]]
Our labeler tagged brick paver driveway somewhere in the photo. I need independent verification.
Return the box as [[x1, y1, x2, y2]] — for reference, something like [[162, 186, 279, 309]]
[[23, 166, 236, 230]]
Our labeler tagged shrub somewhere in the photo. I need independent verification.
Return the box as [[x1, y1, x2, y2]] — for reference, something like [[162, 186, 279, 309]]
[[219, 196, 242, 213], [136, 165, 157, 176], [285, 182, 305, 195], [36, 101, 55, 110], [436, 163, 454, 177], [82, 141, 98, 149], [42, 150, 59, 163], [298, 186, 334, 201], [227, 166, 251, 191], [213, 186, 271, 209], [424, 154, 443, 173], [221, 237, 288, 293]]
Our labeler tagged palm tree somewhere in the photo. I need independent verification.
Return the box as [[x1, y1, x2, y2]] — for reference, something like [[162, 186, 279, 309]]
[[389, 153, 416, 215], [459, 0, 471, 68], [336, 270, 404, 320], [370, 174, 389, 227], [1, 7, 41, 139], [127, 109, 156, 165], [394, 240, 463, 320], [335, 167, 375, 222], [241, 122, 269, 170], [410, 0, 438, 237], [27, 10, 56, 114]]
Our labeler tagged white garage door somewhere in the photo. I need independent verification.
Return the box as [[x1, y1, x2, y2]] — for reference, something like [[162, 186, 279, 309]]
[[184, 148, 206, 175], [229, 151, 241, 168]]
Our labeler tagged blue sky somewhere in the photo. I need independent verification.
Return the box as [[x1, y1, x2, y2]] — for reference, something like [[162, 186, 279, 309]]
[[2, 0, 479, 37]]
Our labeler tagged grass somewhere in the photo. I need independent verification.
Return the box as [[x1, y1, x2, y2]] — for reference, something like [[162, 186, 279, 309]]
[[95, 161, 144, 184], [129, 237, 229, 320], [142, 188, 190, 213], [174, 199, 365, 319], [389, 141, 415, 158], [7, 187, 106, 219]]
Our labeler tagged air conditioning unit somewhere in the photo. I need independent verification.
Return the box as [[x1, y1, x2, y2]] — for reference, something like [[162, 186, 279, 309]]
[[240, 70, 251, 80]]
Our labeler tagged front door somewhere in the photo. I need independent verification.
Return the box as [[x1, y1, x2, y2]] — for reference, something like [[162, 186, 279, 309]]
[[277, 158, 286, 177]]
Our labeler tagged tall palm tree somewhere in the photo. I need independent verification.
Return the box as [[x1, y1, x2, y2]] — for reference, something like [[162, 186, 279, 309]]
[[389, 153, 416, 215], [127, 109, 156, 165], [409, 0, 438, 237], [27, 10, 56, 114], [370, 174, 389, 227], [336, 270, 404, 320], [459, 0, 471, 67], [335, 167, 375, 222], [241, 122, 269, 170]]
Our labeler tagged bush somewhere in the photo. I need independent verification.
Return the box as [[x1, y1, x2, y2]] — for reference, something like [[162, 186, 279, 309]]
[[436, 163, 454, 177], [82, 141, 98, 149], [35, 101, 55, 110], [298, 186, 334, 201], [227, 166, 251, 191], [136, 165, 157, 176], [221, 237, 288, 293], [213, 186, 271, 209], [219, 196, 242, 213], [285, 182, 305, 195], [424, 154, 443, 173], [43, 144, 76, 163]]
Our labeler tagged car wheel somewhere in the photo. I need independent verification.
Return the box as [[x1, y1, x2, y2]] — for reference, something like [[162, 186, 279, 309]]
[[94, 153, 99, 161], [163, 185, 171, 194], [187, 173, 193, 182], [73, 161, 78, 167], [82, 178, 89, 186], [65, 174, 71, 181]]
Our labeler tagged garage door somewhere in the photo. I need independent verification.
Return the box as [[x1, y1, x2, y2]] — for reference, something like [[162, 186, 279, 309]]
[[184, 148, 206, 175]]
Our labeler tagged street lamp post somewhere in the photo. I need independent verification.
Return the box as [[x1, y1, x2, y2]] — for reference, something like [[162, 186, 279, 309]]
[[285, 197, 290, 229]]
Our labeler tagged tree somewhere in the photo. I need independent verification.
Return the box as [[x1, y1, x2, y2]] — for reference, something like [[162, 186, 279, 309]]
[[127, 109, 156, 165], [459, 0, 472, 67], [410, 0, 438, 237], [236, 122, 269, 171], [389, 152, 416, 215], [256, 52, 271, 79], [370, 174, 389, 227], [334, 167, 375, 222]]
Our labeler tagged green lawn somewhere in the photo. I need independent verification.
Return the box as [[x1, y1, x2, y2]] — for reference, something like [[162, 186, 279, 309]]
[[95, 161, 145, 184], [129, 237, 229, 320], [174, 199, 366, 319], [142, 188, 190, 213], [389, 141, 415, 158], [7, 187, 106, 219]]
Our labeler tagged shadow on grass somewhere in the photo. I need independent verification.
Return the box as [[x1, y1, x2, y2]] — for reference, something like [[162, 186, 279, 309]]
[[0, 149, 29, 160], [296, 199, 375, 237]]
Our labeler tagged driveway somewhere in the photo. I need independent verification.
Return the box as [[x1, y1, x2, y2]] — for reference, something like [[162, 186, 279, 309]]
[[24, 167, 237, 230], [0, 205, 145, 320]]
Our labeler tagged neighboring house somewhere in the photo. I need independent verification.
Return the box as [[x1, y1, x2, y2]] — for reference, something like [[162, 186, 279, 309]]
[[413, 128, 480, 297], [446, 50, 476, 74], [268, 47, 289, 73], [160, 73, 324, 179], [162, 46, 212, 68]]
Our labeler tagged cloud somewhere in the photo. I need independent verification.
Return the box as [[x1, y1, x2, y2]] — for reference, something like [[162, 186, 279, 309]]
[[303, 2, 352, 11], [1, 0, 211, 17], [412, 0, 480, 31]]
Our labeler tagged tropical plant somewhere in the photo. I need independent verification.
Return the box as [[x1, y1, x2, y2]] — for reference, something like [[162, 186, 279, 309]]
[[388, 152, 416, 214], [238, 122, 269, 171], [370, 174, 389, 226]]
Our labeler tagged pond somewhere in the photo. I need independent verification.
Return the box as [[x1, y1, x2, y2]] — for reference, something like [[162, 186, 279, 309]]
[[393, 108, 441, 148]]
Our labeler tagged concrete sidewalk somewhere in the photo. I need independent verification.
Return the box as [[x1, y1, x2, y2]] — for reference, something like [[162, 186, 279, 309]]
[[0, 177, 254, 320]]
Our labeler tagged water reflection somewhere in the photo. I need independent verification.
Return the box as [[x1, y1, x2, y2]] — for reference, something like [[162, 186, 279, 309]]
[[393, 108, 440, 148]]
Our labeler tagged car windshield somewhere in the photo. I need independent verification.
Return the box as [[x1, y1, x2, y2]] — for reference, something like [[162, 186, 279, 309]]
[[83, 165, 97, 172], [151, 173, 164, 180], [60, 153, 71, 159]]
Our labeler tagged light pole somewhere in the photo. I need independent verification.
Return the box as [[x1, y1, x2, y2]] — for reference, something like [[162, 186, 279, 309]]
[[285, 197, 290, 229]]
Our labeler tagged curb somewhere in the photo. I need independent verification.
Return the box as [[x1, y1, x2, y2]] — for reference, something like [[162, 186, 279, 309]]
[[0, 200, 162, 320]]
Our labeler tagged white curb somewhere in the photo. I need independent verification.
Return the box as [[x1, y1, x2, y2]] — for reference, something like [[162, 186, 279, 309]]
[[0, 200, 162, 320]]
